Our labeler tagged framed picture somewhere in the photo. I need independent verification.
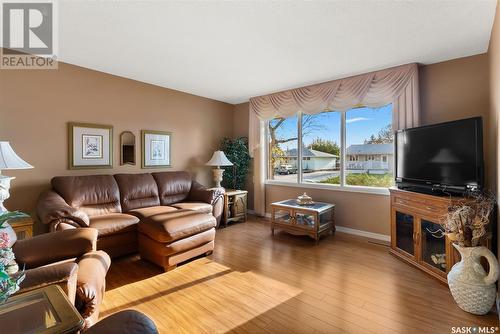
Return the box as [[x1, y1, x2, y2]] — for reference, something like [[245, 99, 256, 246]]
[[68, 123, 113, 169], [142, 130, 171, 168]]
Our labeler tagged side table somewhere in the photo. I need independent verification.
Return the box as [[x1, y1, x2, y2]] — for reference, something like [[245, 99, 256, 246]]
[[0, 285, 84, 334], [271, 199, 335, 244], [9, 217, 34, 240], [222, 189, 248, 227]]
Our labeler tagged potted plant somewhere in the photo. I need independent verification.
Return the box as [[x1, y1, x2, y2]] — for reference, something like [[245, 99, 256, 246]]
[[443, 192, 498, 315], [0, 211, 28, 303], [220, 137, 251, 190]]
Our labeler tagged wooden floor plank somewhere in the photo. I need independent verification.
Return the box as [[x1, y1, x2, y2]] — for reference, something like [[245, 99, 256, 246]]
[[100, 216, 498, 333]]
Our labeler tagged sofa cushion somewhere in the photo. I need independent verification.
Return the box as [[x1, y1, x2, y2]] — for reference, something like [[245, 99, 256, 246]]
[[89, 213, 139, 237], [138, 210, 216, 243], [152, 171, 192, 205], [138, 228, 215, 257], [114, 174, 160, 211], [172, 202, 213, 214], [128, 206, 179, 220], [52, 175, 122, 216]]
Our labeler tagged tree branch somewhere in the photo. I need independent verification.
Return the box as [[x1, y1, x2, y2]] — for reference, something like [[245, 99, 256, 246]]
[[276, 137, 297, 144]]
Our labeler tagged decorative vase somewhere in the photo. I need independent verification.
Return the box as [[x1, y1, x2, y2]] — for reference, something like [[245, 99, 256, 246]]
[[447, 244, 499, 315]]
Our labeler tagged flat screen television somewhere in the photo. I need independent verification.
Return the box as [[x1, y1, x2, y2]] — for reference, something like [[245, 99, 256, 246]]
[[395, 117, 483, 194]]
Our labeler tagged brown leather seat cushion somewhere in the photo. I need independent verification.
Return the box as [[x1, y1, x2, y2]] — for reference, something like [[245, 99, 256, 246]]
[[172, 202, 213, 214], [89, 213, 139, 237], [139, 228, 215, 257], [138, 210, 216, 243], [128, 206, 179, 220]]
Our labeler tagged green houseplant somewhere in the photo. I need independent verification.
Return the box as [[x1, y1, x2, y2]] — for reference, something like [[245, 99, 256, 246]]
[[220, 137, 251, 190]]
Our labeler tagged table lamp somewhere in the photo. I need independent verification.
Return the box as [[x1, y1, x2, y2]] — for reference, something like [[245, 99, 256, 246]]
[[0, 142, 33, 213], [205, 150, 233, 188]]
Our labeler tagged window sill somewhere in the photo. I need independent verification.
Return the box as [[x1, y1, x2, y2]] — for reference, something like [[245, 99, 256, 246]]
[[265, 180, 390, 196]]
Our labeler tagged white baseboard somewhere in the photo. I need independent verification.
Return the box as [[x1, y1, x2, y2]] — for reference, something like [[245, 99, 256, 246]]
[[246, 210, 271, 218], [247, 210, 390, 242], [335, 226, 390, 242]]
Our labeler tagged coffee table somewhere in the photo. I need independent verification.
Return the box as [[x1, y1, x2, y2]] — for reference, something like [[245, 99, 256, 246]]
[[271, 199, 335, 244], [0, 285, 84, 334]]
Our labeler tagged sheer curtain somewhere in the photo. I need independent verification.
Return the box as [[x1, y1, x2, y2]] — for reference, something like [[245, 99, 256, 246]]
[[249, 63, 419, 216]]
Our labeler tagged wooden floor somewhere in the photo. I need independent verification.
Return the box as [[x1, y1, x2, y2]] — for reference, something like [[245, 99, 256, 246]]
[[101, 217, 499, 333]]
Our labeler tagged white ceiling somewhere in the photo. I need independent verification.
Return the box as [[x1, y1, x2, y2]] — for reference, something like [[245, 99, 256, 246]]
[[59, 0, 497, 104]]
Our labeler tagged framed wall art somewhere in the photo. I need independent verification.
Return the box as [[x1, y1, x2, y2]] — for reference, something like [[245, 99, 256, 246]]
[[141, 130, 171, 168], [68, 122, 113, 169]]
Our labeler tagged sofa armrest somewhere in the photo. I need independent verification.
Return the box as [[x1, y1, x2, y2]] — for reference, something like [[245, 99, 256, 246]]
[[75, 250, 111, 328], [18, 262, 78, 304], [50, 220, 80, 231], [36, 190, 90, 228], [13, 229, 98, 269], [212, 195, 224, 227], [189, 181, 224, 205]]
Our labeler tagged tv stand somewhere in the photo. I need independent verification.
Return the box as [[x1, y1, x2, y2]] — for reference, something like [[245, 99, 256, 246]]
[[396, 182, 468, 197], [399, 185, 443, 196], [389, 188, 490, 284]]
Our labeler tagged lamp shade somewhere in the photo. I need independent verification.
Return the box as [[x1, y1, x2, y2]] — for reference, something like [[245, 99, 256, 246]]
[[0, 142, 33, 170], [205, 150, 233, 167]]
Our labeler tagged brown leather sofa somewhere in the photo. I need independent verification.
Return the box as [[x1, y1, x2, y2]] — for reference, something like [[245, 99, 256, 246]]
[[36, 172, 223, 270], [10, 227, 110, 329]]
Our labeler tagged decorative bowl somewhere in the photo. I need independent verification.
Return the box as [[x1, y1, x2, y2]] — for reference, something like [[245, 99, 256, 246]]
[[296, 192, 314, 205]]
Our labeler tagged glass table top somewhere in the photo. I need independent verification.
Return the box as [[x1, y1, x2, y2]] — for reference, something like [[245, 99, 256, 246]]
[[0, 292, 59, 334], [273, 199, 335, 212], [0, 285, 83, 334]]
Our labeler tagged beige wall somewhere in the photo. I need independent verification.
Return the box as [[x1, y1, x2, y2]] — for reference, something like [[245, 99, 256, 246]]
[[420, 54, 494, 188], [0, 62, 233, 234], [232, 102, 250, 139], [234, 55, 492, 236], [266, 186, 390, 235], [232, 102, 254, 210]]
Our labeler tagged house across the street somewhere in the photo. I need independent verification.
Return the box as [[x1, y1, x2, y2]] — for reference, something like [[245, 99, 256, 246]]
[[346, 143, 393, 174], [281, 147, 339, 172]]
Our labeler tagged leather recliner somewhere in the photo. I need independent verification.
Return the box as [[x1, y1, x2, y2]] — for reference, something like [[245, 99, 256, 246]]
[[84, 310, 159, 334], [9, 227, 110, 329], [36, 171, 224, 270]]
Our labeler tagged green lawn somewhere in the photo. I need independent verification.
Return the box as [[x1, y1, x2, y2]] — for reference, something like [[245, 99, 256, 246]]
[[320, 173, 394, 187]]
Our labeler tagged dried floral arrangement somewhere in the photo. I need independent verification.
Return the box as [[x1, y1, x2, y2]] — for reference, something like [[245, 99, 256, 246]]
[[443, 191, 496, 247]]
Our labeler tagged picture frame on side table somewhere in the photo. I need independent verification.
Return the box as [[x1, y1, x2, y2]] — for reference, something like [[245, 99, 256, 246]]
[[141, 130, 172, 168], [68, 122, 113, 169]]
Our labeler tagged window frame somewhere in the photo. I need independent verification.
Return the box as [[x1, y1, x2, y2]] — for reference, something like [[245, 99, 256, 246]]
[[264, 109, 392, 196]]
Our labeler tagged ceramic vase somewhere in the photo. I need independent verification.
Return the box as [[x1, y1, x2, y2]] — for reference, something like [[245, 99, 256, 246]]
[[447, 244, 499, 315]]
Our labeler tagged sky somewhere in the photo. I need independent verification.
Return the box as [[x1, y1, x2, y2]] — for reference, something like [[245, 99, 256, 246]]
[[270, 104, 393, 151]]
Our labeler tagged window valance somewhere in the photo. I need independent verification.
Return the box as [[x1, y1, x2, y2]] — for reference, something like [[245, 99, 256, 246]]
[[250, 63, 419, 125]]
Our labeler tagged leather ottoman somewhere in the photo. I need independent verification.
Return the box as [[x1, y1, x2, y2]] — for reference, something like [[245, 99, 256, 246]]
[[137, 210, 216, 271]]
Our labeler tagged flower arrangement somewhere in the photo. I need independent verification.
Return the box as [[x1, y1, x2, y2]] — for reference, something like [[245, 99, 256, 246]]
[[0, 211, 28, 303], [443, 191, 495, 247]]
